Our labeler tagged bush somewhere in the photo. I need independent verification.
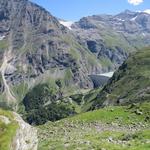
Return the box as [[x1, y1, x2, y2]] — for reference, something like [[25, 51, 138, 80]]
[[26, 103, 76, 125]]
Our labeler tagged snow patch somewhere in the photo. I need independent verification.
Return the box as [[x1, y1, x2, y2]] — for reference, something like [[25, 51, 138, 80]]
[[131, 16, 137, 21], [0, 35, 5, 41], [117, 18, 125, 22], [100, 72, 114, 78], [59, 21, 74, 30], [143, 9, 150, 14], [142, 33, 146, 36]]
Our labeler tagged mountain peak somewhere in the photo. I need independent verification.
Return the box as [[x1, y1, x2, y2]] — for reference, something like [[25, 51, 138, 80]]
[[118, 9, 137, 16]]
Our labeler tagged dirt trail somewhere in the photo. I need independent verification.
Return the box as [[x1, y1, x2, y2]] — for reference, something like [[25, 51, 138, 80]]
[[0, 51, 16, 102], [12, 112, 38, 150]]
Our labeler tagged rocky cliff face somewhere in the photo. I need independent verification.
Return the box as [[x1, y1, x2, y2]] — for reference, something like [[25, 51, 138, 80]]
[[0, 0, 102, 108], [71, 10, 150, 71], [12, 112, 38, 150]]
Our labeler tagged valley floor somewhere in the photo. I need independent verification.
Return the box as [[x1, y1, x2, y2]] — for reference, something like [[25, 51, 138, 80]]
[[38, 102, 150, 150]]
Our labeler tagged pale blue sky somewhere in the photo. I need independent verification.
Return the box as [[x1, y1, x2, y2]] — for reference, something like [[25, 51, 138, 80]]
[[31, 0, 150, 21]]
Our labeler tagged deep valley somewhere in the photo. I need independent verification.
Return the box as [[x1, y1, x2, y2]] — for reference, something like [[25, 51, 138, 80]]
[[0, 0, 150, 150]]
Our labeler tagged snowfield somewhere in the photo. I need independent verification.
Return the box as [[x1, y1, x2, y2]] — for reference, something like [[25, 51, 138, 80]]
[[59, 20, 74, 30], [143, 9, 150, 14], [0, 35, 5, 40]]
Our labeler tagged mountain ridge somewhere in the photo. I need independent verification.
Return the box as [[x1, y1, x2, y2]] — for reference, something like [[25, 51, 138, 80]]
[[88, 47, 150, 109], [61, 10, 149, 74]]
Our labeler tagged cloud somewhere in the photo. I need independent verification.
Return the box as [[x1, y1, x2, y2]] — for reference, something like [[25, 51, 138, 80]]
[[128, 0, 144, 5]]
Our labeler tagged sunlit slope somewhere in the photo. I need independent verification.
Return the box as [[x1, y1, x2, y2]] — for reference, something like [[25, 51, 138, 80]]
[[90, 47, 150, 109], [38, 102, 150, 150]]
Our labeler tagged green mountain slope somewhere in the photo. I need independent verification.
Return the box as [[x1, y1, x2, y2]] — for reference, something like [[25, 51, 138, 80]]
[[31, 47, 150, 125], [38, 102, 150, 150], [90, 47, 150, 109]]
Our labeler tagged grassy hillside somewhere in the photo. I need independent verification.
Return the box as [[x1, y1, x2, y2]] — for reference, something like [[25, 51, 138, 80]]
[[90, 47, 150, 109], [0, 109, 18, 150], [38, 48, 150, 149], [38, 102, 150, 150]]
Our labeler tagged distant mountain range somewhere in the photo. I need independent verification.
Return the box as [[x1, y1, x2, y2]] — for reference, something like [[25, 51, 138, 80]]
[[65, 10, 150, 71]]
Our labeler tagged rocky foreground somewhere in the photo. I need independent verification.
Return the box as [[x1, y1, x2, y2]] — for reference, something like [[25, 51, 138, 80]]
[[0, 109, 38, 150]]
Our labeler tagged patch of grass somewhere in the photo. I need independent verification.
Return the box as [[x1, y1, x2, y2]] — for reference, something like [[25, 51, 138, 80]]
[[69, 48, 81, 61], [68, 102, 150, 125], [99, 56, 113, 68], [0, 109, 18, 150], [98, 28, 132, 52], [0, 40, 8, 51], [64, 68, 73, 86], [38, 102, 150, 150], [12, 82, 28, 103], [87, 54, 99, 67]]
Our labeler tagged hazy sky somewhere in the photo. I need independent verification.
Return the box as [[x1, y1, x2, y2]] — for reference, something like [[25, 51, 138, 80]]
[[31, 0, 150, 21]]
